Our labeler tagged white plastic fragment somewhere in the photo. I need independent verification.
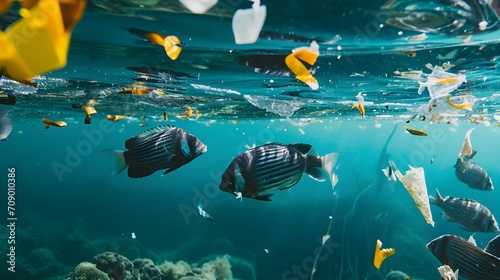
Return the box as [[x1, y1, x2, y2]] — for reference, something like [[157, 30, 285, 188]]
[[179, 0, 218, 14], [232, 0, 267, 44]]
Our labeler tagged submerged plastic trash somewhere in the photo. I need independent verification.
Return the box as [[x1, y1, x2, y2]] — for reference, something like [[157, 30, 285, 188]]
[[373, 239, 395, 269], [107, 115, 128, 122], [391, 161, 434, 226], [285, 41, 320, 90], [83, 105, 97, 124], [437, 265, 458, 280], [0, 107, 13, 140], [446, 95, 474, 111], [0, 0, 86, 85], [146, 33, 182, 60], [418, 68, 466, 99], [458, 128, 475, 158], [352, 92, 365, 117], [179, 0, 218, 14], [180, 107, 193, 119], [42, 118, 67, 129], [232, 0, 266, 44]]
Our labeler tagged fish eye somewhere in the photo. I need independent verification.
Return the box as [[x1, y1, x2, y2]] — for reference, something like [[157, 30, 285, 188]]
[[192, 141, 197, 146]]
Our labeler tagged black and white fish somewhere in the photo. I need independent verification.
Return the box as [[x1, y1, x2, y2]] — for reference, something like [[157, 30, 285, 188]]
[[197, 200, 214, 222], [381, 160, 396, 182], [0, 107, 13, 141], [105, 125, 207, 178], [219, 143, 338, 201], [455, 150, 494, 191], [455, 128, 494, 191], [429, 188, 499, 232], [427, 234, 500, 280]]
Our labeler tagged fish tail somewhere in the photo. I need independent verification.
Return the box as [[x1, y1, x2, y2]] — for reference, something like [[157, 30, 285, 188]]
[[321, 152, 339, 188], [429, 188, 443, 205], [102, 149, 128, 175]]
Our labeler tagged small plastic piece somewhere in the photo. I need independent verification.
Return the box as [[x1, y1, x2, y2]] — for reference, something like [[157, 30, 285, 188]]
[[373, 239, 395, 269], [232, 0, 266, 44], [179, 0, 218, 14], [285, 41, 320, 90], [0, 0, 86, 85]]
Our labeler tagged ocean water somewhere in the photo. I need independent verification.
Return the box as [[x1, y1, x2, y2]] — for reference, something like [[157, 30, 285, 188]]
[[1, 0, 500, 279]]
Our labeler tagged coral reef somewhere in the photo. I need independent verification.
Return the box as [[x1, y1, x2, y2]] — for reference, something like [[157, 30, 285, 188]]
[[71, 262, 110, 280], [68, 252, 242, 280], [92, 252, 136, 280]]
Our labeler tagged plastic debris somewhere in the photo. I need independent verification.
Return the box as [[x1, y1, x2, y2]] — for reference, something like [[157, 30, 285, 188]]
[[0, 0, 86, 85], [119, 87, 153, 95], [437, 265, 459, 280], [391, 161, 434, 226], [179, 0, 218, 14], [140, 115, 147, 127], [83, 105, 97, 124], [42, 118, 67, 129], [418, 68, 466, 99], [232, 0, 266, 44], [107, 115, 128, 122], [285, 41, 320, 90], [180, 107, 193, 119], [352, 92, 365, 117], [131, 232, 136, 239], [197, 200, 214, 222], [446, 95, 474, 111], [373, 239, 395, 269], [458, 128, 475, 158]]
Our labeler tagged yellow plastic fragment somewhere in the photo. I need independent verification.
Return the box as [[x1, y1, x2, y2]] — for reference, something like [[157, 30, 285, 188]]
[[285, 41, 319, 90], [373, 239, 395, 269], [106, 115, 128, 122], [0, 0, 86, 85], [42, 118, 67, 129], [446, 95, 474, 111], [146, 32, 182, 60], [180, 107, 193, 119]]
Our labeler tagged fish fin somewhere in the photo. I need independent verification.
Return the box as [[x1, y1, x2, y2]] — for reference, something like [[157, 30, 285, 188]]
[[441, 212, 453, 222], [254, 194, 273, 201], [102, 149, 128, 176], [430, 188, 443, 204], [128, 165, 157, 178], [162, 166, 180, 176], [485, 235, 500, 258], [125, 125, 174, 149], [289, 143, 314, 155]]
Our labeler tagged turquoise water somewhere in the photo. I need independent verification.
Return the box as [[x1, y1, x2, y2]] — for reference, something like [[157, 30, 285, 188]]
[[2, 0, 500, 279]]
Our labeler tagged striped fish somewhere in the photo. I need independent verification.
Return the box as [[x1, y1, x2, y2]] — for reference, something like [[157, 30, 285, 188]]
[[427, 234, 500, 280], [219, 143, 338, 201], [429, 188, 499, 232], [105, 125, 207, 178], [455, 151, 494, 191]]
